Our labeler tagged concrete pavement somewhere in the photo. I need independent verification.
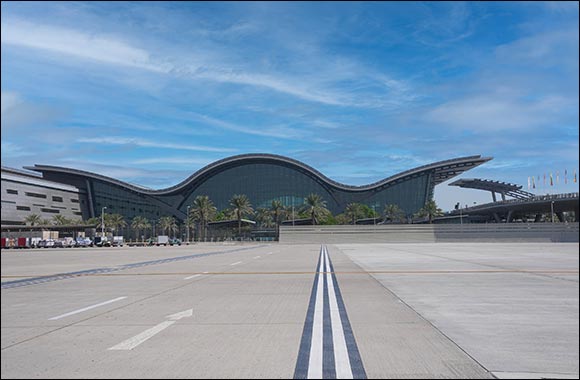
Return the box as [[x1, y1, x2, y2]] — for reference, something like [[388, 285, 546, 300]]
[[2, 242, 577, 378]]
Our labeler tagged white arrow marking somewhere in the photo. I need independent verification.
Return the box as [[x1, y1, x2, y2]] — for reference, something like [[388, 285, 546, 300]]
[[109, 309, 193, 350], [167, 308, 193, 320]]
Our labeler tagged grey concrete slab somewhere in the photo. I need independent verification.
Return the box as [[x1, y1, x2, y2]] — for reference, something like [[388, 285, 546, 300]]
[[337, 243, 579, 377], [326, 246, 492, 379]]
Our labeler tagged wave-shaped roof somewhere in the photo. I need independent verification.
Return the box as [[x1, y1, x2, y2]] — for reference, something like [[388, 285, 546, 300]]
[[25, 153, 492, 195]]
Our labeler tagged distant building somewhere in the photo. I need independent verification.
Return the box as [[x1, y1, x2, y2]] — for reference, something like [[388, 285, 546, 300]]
[[1, 166, 87, 225], [3, 153, 491, 224]]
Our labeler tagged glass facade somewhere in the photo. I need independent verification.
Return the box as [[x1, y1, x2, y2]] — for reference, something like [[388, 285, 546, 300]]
[[177, 163, 338, 214], [28, 154, 489, 223]]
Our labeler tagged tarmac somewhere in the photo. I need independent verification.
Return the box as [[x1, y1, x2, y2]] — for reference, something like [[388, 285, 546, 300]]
[[1, 242, 578, 379]]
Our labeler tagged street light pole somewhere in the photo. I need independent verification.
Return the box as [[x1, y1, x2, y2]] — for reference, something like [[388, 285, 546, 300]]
[[101, 206, 107, 237], [186, 205, 191, 244], [373, 205, 376, 225], [551, 201, 555, 223]]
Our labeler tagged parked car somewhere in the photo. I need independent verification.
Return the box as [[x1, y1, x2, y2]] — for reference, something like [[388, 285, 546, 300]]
[[169, 238, 182, 246], [75, 237, 93, 247], [112, 236, 124, 247]]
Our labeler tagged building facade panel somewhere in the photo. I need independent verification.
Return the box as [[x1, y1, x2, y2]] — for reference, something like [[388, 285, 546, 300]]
[[1, 168, 88, 225]]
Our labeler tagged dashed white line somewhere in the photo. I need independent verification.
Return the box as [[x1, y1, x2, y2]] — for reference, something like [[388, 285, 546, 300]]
[[48, 296, 127, 320], [253, 256, 261, 259], [230, 261, 243, 266], [183, 274, 201, 280]]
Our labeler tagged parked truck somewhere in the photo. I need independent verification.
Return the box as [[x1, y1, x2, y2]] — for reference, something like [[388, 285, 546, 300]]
[[156, 235, 169, 246]]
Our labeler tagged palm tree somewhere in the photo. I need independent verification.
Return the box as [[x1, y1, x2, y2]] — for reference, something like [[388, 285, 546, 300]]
[[345, 203, 363, 225], [255, 208, 275, 228], [416, 200, 443, 224], [384, 204, 405, 223], [24, 214, 42, 226], [52, 215, 71, 225], [229, 194, 254, 236], [131, 216, 151, 242], [270, 200, 286, 229], [106, 213, 127, 235], [158, 216, 178, 236], [190, 195, 217, 241], [303, 193, 330, 225]]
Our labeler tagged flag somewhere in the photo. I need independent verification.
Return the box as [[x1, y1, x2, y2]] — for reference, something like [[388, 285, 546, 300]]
[[556, 171, 559, 184], [543, 173, 546, 186], [565, 169, 568, 184], [532, 176, 536, 189], [550, 173, 553, 186], [575, 170, 578, 183], [527, 176, 530, 190]]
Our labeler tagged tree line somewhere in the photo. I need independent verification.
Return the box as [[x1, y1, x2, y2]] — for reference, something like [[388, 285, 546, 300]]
[[23, 194, 446, 240]]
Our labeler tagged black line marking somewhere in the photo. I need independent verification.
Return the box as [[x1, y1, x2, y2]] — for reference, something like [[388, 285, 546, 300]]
[[326, 245, 367, 379], [322, 248, 336, 378]]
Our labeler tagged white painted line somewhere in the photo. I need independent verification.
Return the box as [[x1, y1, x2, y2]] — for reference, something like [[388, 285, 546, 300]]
[[109, 308, 192, 350], [266, 252, 274, 255], [108, 320, 175, 350], [230, 261, 242, 266], [324, 246, 353, 379], [202, 271, 209, 274], [48, 296, 127, 320], [307, 248, 325, 379], [253, 256, 261, 259], [184, 274, 201, 280]]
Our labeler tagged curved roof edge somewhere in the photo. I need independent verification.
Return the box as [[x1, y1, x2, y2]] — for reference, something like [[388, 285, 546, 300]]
[[24, 153, 492, 195]]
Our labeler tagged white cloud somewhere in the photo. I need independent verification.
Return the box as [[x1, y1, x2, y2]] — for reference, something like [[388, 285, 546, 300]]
[[1, 19, 167, 72], [1, 91, 22, 113], [76, 137, 236, 153], [426, 95, 575, 132], [2, 19, 416, 109]]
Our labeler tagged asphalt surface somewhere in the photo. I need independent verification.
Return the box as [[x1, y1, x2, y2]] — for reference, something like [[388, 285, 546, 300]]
[[1, 242, 577, 379]]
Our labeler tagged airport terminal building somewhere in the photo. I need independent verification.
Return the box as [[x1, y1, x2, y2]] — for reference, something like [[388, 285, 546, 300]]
[[2, 153, 491, 225]]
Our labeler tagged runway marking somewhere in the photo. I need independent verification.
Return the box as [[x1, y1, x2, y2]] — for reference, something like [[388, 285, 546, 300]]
[[1, 245, 265, 289], [109, 308, 192, 350], [48, 296, 127, 320], [253, 256, 262, 259], [183, 274, 201, 280], [294, 246, 366, 379], [230, 261, 243, 266]]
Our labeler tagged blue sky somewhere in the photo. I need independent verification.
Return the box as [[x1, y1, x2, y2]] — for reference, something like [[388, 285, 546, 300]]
[[1, 1, 578, 211]]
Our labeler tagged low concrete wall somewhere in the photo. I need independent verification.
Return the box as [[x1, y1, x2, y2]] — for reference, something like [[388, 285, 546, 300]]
[[279, 223, 580, 244]]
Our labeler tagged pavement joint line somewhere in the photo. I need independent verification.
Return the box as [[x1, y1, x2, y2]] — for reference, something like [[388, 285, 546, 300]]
[[3, 269, 577, 279]]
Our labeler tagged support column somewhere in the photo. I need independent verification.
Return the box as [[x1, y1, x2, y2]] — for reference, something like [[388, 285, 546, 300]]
[[493, 212, 501, 223], [491, 192, 497, 202], [501, 192, 506, 201], [506, 210, 514, 223], [556, 212, 564, 223], [534, 213, 542, 223]]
